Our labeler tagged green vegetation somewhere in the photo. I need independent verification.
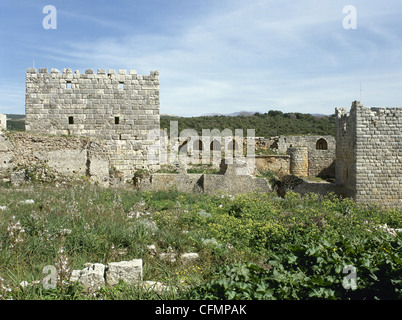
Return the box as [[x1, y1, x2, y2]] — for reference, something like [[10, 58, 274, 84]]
[[4, 114, 25, 131], [5, 111, 335, 137], [161, 111, 336, 138], [0, 182, 400, 300]]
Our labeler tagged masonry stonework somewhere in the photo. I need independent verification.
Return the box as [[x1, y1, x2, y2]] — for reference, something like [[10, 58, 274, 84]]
[[277, 135, 336, 178], [287, 146, 309, 177], [336, 101, 401, 208], [0, 114, 6, 130], [25, 68, 160, 179]]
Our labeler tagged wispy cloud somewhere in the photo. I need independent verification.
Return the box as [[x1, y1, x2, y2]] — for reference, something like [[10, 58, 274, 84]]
[[2, 0, 402, 115]]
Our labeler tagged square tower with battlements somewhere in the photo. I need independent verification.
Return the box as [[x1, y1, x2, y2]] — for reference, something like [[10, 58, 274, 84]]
[[335, 101, 401, 208], [25, 68, 161, 178]]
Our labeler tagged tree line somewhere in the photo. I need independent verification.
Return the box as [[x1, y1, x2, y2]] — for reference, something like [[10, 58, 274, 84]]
[[161, 111, 336, 138], [5, 111, 336, 137]]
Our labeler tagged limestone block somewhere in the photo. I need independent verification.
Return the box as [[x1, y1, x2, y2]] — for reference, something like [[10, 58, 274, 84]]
[[105, 259, 143, 285], [45, 149, 87, 176], [180, 253, 199, 264], [89, 156, 109, 187], [70, 263, 106, 291]]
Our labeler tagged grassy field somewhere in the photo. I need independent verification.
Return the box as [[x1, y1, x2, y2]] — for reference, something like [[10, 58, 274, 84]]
[[0, 180, 401, 300]]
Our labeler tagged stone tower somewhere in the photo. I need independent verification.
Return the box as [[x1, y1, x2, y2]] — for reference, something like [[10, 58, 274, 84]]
[[25, 68, 161, 179], [335, 101, 401, 208]]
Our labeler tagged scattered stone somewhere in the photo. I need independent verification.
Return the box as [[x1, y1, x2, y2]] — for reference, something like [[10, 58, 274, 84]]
[[180, 253, 199, 264], [159, 252, 177, 263], [70, 263, 106, 292], [105, 259, 143, 286], [146, 244, 157, 256], [21, 199, 35, 204], [159, 246, 177, 262]]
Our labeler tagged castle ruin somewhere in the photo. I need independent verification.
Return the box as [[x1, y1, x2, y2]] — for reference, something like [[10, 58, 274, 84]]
[[335, 101, 401, 208], [25, 68, 161, 179], [2, 68, 401, 208]]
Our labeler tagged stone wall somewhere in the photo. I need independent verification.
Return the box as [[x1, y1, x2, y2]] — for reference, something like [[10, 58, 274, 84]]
[[254, 155, 290, 175], [0, 114, 6, 130], [277, 135, 336, 178], [137, 160, 272, 195], [336, 101, 402, 208], [1, 132, 110, 186], [25, 68, 160, 178], [0, 133, 13, 171]]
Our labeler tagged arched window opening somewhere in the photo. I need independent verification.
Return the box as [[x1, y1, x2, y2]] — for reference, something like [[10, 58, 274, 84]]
[[193, 140, 203, 151], [227, 139, 239, 151], [316, 138, 328, 150], [210, 140, 221, 151]]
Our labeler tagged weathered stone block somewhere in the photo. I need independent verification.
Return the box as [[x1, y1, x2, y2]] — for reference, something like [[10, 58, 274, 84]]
[[105, 259, 143, 285]]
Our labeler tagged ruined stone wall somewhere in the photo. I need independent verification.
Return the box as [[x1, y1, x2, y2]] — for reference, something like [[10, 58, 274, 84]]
[[137, 161, 272, 195], [336, 101, 402, 208], [25, 68, 160, 178], [254, 155, 290, 175], [287, 146, 309, 177], [1, 131, 110, 186], [0, 114, 6, 130], [277, 135, 335, 177]]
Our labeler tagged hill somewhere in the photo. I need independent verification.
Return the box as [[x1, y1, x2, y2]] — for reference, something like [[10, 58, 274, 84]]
[[161, 110, 336, 137], [5, 111, 336, 137]]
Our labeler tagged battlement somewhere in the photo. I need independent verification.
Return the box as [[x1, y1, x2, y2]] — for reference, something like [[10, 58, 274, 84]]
[[336, 101, 401, 119], [27, 68, 159, 77]]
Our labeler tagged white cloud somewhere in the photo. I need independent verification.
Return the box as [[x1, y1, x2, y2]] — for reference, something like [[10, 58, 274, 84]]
[[3, 0, 402, 115]]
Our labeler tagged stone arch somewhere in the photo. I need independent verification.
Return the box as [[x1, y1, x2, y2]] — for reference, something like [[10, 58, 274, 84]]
[[316, 138, 328, 150], [227, 139, 240, 151], [210, 140, 221, 151], [193, 139, 204, 151]]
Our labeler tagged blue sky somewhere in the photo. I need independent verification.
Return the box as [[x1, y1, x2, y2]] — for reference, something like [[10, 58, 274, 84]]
[[1, 0, 402, 116]]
